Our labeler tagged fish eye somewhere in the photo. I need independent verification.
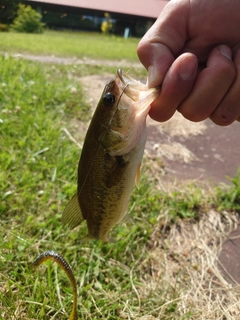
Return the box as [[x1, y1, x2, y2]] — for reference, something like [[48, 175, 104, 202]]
[[103, 92, 115, 106]]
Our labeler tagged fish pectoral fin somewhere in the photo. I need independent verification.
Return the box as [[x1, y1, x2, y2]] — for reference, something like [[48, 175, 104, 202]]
[[135, 163, 141, 188], [62, 192, 84, 229], [119, 212, 132, 224], [106, 155, 129, 188]]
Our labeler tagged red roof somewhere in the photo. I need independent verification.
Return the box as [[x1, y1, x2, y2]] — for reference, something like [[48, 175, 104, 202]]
[[28, 0, 168, 19]]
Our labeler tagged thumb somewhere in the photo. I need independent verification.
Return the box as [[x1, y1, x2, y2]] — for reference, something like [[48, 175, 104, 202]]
[[137, 0, 190, 87]]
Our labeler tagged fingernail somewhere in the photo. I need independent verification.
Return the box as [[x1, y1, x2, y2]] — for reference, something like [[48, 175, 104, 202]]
[[179, 56, 197, 80], [219, 45, 232, 60], [147, 65, 155, 88]]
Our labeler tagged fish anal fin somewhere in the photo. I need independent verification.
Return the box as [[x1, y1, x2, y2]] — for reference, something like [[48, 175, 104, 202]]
[[62, 192, 84, 229], [135, 163, 141, 188]]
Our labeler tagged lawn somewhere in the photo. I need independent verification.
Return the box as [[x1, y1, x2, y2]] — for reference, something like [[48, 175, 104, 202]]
[[1, 30, 240, 320], [0, 30, 140, 61]]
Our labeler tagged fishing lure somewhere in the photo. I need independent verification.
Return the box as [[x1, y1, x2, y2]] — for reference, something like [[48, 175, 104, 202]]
[[33, 251, 78, 320]]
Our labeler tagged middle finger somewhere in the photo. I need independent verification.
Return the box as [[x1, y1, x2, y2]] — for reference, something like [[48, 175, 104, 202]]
[[178, 45, 236, 122]]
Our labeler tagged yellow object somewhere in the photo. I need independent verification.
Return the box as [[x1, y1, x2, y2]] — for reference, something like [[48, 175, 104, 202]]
[[33, 251, 78, 320]]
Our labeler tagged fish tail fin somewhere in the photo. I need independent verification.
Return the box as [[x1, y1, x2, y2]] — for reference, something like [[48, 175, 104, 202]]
[[62, 192, 84, 229], [80, 234, 111, 243], [79, 234, 93, 243]]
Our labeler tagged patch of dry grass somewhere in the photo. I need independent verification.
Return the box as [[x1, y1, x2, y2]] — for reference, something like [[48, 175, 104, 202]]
[[139, 208, 240, 319]]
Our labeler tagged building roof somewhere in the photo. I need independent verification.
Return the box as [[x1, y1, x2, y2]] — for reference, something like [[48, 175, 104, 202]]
[[27, 0, 169, 19]]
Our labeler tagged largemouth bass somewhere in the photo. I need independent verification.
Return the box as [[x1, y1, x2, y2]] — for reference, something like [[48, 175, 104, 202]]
[[62, 69, 159, 242]]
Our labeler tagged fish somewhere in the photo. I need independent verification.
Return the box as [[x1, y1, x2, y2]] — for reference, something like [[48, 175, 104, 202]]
[[62, 69, 159, 242]]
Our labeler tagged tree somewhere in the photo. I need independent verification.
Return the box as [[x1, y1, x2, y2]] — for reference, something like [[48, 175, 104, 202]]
[[0, 0, 19, 25], [10, 4, 45, 33]]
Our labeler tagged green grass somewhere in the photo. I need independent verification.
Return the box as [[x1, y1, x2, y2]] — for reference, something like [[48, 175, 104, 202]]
[[1, 32, 240, 319], [42, 60, 147, 83], [0, 30, 140, 61]]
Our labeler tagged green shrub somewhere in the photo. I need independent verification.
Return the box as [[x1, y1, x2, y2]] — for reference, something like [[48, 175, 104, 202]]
[[214, 169, 240, 211], [10, 4, 45, 33], [0, 0, 19, 25]]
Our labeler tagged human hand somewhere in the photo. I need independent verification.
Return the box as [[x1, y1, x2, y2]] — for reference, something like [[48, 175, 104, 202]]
[[137, 0, 240, 125]]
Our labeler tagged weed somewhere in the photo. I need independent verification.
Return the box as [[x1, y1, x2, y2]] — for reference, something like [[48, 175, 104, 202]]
[[214, 169, 240, 211]]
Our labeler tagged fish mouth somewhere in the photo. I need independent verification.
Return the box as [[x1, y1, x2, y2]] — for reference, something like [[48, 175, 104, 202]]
[[117, 69, 125, 85], [116, 69, 158, 104], [116, 68, 160, 124], [117, 69, 142, 102], [117, 68, 147, 90]]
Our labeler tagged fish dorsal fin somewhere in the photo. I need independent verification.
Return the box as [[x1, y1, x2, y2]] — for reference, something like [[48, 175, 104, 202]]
[[135, 163, 141, 188], [62, 192, 84, 229]]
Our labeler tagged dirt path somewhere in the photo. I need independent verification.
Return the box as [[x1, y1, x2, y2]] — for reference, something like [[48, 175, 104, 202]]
[[147, 118, 240, 185], [11, 53, 142, 69]]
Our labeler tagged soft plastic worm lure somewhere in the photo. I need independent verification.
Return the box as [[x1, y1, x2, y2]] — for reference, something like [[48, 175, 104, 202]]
[[33, 250, 78, 320]]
